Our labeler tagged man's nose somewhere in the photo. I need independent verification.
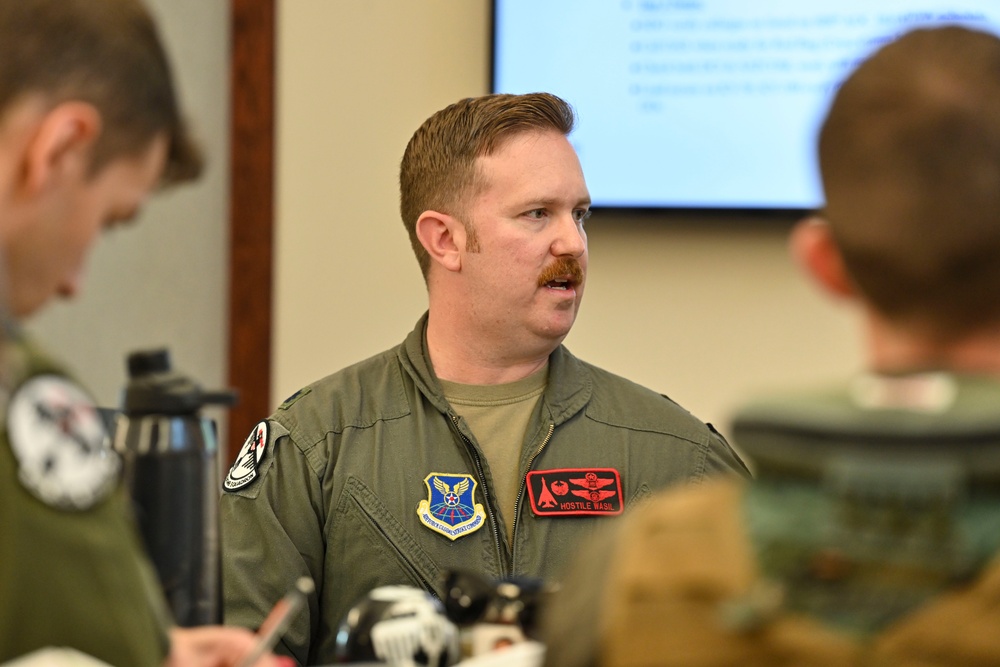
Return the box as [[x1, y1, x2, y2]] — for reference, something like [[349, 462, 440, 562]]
[[552, 214, 586, 257]]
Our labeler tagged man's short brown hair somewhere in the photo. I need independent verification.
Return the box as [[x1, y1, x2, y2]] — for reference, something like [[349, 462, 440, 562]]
[[0, 0, 202, 186], [819, 26, 1000, 340], [399, 93, 575, 279]]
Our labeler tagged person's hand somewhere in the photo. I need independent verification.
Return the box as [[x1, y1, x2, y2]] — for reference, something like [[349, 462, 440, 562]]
[[165, 627, 295, 667]]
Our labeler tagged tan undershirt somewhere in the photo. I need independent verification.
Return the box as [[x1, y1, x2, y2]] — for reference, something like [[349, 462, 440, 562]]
[[441, 364, 548, 545]]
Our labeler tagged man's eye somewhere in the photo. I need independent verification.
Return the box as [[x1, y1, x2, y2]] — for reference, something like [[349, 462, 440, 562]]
[[525, 209, 546, 220], [574, 209, 592, 224]]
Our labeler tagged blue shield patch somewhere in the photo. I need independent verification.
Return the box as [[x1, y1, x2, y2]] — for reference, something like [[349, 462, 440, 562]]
[[416, 472, 486, 541]]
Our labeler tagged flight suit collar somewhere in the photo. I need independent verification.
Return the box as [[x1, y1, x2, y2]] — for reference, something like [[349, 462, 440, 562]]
[[397, 313, 591, 426]]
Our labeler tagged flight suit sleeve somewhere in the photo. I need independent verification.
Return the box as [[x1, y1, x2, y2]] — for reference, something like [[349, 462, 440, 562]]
[[703, 423, 753, 480], [220, 420, 326, 665]]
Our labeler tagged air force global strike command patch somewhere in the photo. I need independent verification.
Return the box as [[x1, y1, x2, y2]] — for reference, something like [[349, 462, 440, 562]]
[[526, 468, 623, 517], [223, 420, 268, 492], [416, 472, 486, 540]]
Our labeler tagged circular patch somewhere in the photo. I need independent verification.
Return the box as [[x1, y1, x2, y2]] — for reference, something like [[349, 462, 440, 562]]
[[7, 374, 119, 510], [223, 420, 269, 491]]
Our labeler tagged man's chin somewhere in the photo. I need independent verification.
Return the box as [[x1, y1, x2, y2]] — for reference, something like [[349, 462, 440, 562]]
[[8, 301, 35, 320], [536, 315, 577, 345], [9, 295, 47, 320]]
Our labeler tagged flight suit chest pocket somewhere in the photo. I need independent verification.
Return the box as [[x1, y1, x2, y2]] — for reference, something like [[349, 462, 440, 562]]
[[338, 476, 441, 593]]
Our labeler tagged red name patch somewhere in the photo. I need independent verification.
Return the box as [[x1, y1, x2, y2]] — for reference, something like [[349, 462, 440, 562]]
[[526, 468, 623, 517]]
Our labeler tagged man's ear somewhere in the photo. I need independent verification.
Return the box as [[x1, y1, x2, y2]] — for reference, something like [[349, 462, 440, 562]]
[[415, 210, 465, 273], [789, 214, 856, 299], [23, 102, 102, 194]]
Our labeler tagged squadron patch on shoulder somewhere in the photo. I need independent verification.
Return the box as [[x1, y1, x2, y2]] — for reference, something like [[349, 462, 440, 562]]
[[416, 472, 486, 540], [526, 468, 623, 517], [7, 374, 118, 510], [223, 420, 269, 492]]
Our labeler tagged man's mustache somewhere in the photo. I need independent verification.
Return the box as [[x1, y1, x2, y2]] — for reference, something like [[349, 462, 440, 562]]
[[537, 258, 585, 287]]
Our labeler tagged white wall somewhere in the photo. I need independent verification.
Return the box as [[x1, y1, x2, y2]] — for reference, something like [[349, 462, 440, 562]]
[[274, 0, 864, 437], [27, 1, 231, 421]]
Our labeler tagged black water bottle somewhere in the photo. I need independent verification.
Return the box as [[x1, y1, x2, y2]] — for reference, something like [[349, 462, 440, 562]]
[[112, 349, 237, 626]]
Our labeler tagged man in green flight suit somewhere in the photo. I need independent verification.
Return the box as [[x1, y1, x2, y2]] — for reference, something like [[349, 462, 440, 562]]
[[0, 1, 288, 666], [220, 92, 750, 664]]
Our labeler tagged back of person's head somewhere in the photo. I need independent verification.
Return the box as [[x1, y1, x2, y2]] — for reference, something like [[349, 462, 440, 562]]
[[0, 0, 202, 185], [819, 25, 1000, 341], [399, 92, 575, 279]]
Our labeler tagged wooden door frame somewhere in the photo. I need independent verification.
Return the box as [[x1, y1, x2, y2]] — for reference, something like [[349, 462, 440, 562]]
[[227, 0, 274, 463]]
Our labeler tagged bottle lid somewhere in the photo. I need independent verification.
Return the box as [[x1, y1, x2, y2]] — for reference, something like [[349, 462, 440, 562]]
[[122, 348, 237, 416]]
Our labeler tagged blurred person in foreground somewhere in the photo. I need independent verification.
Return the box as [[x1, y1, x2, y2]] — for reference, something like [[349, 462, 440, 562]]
[[0, 1, 288, 666], [542, 25, 1000, 667], [220, 91, 749, 664]]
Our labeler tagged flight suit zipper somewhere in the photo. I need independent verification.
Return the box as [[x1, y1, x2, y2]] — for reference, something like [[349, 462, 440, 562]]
[[451, 414, 507, 577], [510, 423, 555, 570]]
